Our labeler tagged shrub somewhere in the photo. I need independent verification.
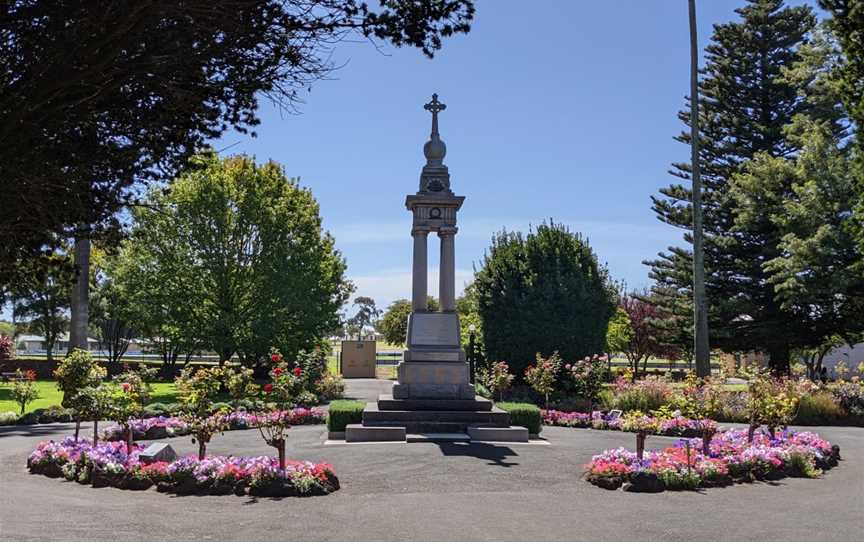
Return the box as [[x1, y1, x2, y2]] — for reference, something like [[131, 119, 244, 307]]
[[795, 393, 844, 425], [477, 361, 514, 401], [608, 375, 672, 412], [326, 400, 365, 432], [563, 354, 608, 406], [40, 405, 74, 423], [497, 402, 542, 435], [316, 373, 345, 401], [474, 382, 492, 399], [525, 352, 561, 408], [0, 335, 14, 362], [0, 411, 19, 425], [832, 382, 864, 416], [474, 221, 616, 379]]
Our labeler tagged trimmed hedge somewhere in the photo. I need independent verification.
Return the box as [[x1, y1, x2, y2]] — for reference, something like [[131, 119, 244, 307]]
[[327, 400, 365, 432], [497, 402, 542, 435]]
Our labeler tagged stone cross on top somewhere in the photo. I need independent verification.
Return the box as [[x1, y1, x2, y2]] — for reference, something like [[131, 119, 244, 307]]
[[424, 93, 446, 139]]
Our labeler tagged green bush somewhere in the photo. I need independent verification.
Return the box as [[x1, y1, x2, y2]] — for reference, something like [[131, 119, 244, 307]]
[[146, 402, 168, 413], [16, 411, 40, 425], [211, 402, 232, 413], [473, 222, 616, 379], [326, 400, 365, 432], [0, 411, 18, 425], [474, 382, 492, 399], [497, 402, 542, 435], [794, 393, 844, 425], [40, 405, 74, 423]]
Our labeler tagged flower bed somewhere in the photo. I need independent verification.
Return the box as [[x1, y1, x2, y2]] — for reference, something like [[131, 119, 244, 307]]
[[543, 409, 713, 438], [99, 407, 326, 441], [27, 436, 339, 497], [584, 428, 840, 492]]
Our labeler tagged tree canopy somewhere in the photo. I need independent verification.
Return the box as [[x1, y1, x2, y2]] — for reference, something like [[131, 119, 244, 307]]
[[0, 0, 475, 287], [111, 153, 352, 365], [474, 222, 616, 377]]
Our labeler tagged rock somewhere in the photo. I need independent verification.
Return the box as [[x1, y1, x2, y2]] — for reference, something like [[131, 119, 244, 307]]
[[144, 426, 169, 440], [138, 442, 177, 464], [622, 471, 665, 493], [591, 476, 624, 491]]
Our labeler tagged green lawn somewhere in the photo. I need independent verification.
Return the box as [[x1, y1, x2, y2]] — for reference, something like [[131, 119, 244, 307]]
[[0, 381, 179, 415]]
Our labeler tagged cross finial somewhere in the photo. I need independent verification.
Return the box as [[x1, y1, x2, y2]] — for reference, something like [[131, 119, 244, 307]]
[[424, 93, 446, 138]]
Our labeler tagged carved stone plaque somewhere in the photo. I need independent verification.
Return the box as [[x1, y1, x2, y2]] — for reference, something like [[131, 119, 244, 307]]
[[407, 312, 460, 347]]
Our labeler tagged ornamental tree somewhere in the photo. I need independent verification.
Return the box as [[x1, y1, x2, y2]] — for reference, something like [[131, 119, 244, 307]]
[[0, 335, 14, 362], [525, 352, 562, 409], [104, 366, 153, 453], [11, 369, 39, 414], [256, 350, 303, 469], [225, 366, 257, 409], [75, 384, 114, 446], [564, 354, 608, 408], [54, 349, 106, 440], [477, 361, 514, 402], [176, 366, 230, 460], [746, 369, 803, 441]]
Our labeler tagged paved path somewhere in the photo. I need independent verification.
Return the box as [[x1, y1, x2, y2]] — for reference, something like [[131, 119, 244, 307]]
[[1, 396, 862, 541], [342, 377, 393, 403]]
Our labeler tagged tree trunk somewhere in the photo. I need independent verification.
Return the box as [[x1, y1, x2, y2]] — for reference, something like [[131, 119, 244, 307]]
[[689, 0, 711, 378], [198, 440, 207, 461], [126, 426, 134, 455], [93, 419, 99, 445], [69, 235, 90, 352], [74, 419, 80, 441], [747, 423, 757, 444], [768, 344, 791, 375], [277, 439, 286, 470], [636, 432, 646, 460], [702, 428, 715, 456]]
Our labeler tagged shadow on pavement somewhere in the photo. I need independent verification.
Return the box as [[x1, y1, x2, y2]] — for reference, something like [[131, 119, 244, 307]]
[[0, 422, 77, 438], [436, 441, 519, 467]]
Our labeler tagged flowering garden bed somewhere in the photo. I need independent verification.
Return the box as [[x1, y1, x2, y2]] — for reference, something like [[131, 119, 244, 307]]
[[584, 428, 840, 492], [27, 437, 339, 497], [99, 407, 326, 442], [543, 409, 713, 437]]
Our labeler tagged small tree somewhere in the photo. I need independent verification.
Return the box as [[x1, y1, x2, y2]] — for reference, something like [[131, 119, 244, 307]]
[[256, 349, 303, 469], [746, 369, 802, 442], [54, 349, 106, 440], [477, 361, 514, 402], [106, 368, 151, 454], [12, 369, 39, 414], [525, 352, 561, 409], [225, 366, 257, 409], [76, 384, 113, 445], [176, 366, 230, 460], [564, 354, 608, 410]]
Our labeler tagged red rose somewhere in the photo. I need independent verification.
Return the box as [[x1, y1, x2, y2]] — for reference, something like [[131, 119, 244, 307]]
[[293, 367, 302, 377], [271, 353, 282, 362], [263, 383, 273, 393], [273, 367, 283, 377], [121, 382, 132, 392]]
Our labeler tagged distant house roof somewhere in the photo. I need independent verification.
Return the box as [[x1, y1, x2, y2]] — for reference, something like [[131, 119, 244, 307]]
[[17, 334, 98, 342]]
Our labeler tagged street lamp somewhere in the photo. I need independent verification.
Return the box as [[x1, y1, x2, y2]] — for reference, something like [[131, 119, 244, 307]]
[[468, 324, 476, 384]]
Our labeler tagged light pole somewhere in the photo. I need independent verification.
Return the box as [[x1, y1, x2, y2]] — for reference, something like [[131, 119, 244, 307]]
[[468, 324, 476, 384]]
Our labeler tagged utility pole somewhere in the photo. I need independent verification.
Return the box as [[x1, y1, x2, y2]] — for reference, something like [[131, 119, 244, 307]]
[[689, 0, 710, 377]]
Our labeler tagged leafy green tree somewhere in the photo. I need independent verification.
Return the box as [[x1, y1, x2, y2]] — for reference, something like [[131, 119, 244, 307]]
[[90, 253, 135, 366], [456, 283, 483, 349], [0, 1, 475, 288], [649, 0, 834, 373], [733, 119, 864, 353], [378, 296, 439, 346], [11, 369, 39, 414], [818, 1, 864, 256], [11, 254, 72, 361], [348, 297, 381, 339], [176, 366, 230, 460], [474, 221, 616, 377], [119, 154, 352, 367], [605, 308, 633, 357], [54, 349, 106, 441], [0, 321, 15, 338]]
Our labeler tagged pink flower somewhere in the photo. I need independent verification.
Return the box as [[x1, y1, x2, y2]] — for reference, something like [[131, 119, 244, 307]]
[[273, 367, 283, 377], [120, 382, 131, 393]]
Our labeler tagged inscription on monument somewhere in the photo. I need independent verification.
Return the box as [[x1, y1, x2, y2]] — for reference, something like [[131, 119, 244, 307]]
[[409, 313, 459, 346]]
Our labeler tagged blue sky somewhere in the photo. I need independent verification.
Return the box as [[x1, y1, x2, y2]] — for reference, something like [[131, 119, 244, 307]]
[[216, 0, 819, 313], [214, 0, 821, 313]]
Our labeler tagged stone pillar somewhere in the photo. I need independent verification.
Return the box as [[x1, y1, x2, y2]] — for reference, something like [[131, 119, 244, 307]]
[[439, 228, 456, 312], [412, 229, 428, 311]]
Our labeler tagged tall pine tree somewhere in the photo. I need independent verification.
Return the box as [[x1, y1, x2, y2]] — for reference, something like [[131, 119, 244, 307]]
[[648, 0, 827, 372]]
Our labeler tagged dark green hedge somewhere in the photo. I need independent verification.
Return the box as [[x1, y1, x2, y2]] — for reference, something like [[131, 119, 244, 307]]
[[497, 402, 542, 434], [327, 400, 365, 432]]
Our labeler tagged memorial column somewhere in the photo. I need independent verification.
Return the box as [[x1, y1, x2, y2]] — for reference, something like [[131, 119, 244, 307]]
[[412, 228, 429, 311], [439, 227, 456, 312]]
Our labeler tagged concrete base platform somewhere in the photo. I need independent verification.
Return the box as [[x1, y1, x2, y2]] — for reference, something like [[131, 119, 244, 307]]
[[467, 425, 529, 443], [406, 433, 470, 443], [377, 394, 493, 412], [345, 424, 406, 443]]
